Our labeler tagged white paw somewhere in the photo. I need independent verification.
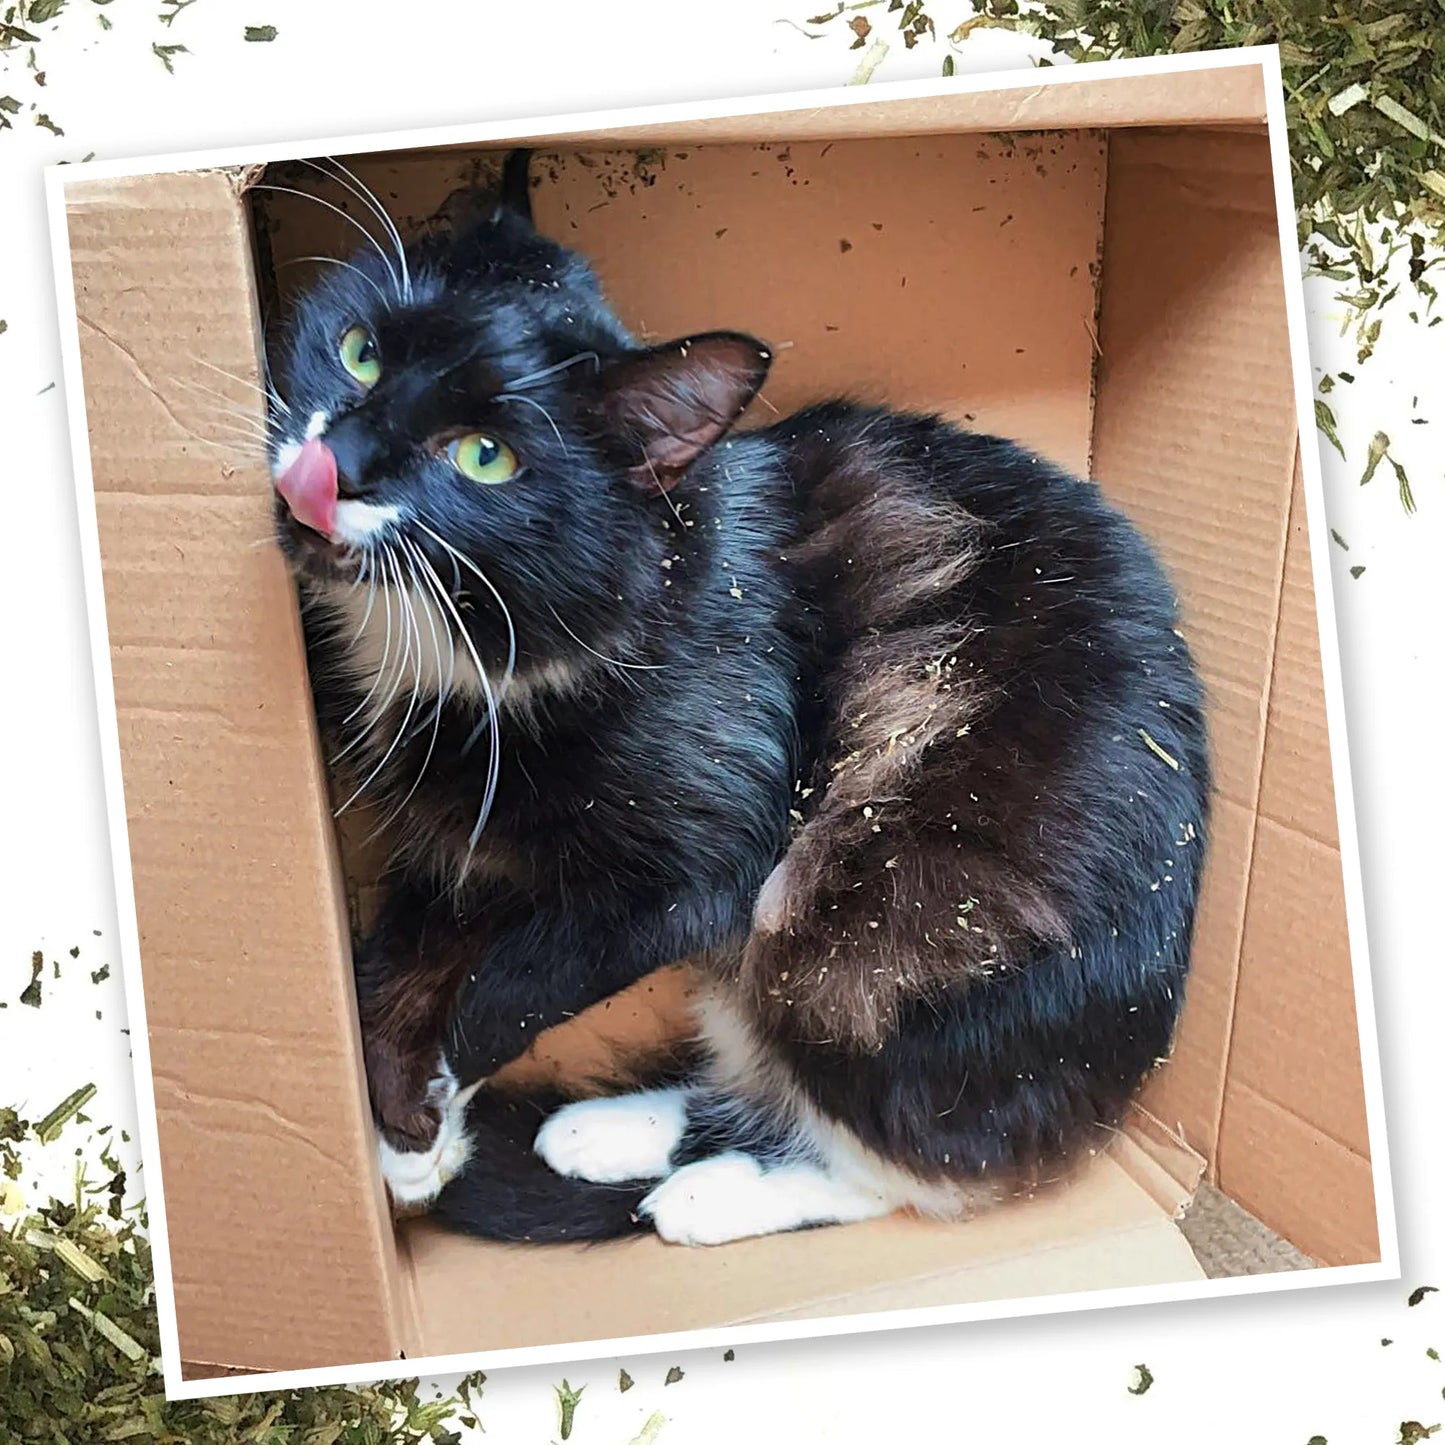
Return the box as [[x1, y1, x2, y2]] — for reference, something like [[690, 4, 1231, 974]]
[[639, 1152, 893, 1246], [377, 1057, 483, 1209], [534, 1088, 691, 1184], [638, 1153, 772, 1246]]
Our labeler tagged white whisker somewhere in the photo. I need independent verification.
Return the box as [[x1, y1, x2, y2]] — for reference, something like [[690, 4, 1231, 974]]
[[336, 547, 425, 818], [186, 354, 292, 417], [379, 539, 456, 827], [501, 350, 601, 392], [494, 392, 570, 458], [250, 183, 402, 298], [545, 603, 666, 671], [280, 254, 391, 310], [306, 156, 413, 304], [414, 519, 517, 697], [411, 547, 503, 862], [333, 545, 397, 752]]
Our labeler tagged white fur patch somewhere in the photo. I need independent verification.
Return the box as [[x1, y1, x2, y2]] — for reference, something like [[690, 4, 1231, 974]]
[[334, 499, 401, 546], [638, 1152, 891, 1246], [376, 1056, 483, 1209], [271, 410, 329, 480], [534, 1088, 691, 1183], [323, 575, 595, 724], [694, 985, 977, 1221]]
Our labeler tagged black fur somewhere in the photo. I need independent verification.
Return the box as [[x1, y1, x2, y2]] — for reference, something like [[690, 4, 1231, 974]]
[[268, 150, 1209, 1245]]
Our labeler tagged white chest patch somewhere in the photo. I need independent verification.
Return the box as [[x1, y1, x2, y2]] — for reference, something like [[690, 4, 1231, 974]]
[[324, 572, 483, 709]]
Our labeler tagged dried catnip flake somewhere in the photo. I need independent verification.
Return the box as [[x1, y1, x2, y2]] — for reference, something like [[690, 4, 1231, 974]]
[[1127, 1363, 1154, 1395], [20, 950, 44, 1007], [555, 1378, 586, 1439], [619, 1367, 635, 1392], [244, 23, 277, 40], [151, 41, 188, 72], [628, 1414, 668, 1445], [1400, 1424, 1443, 1445], [1412, 1286, 1441, 1307], [1138, 729, 1180, 771], [1361, 431, 1392, 486], [664, 1364, 685, 1385], [35, 1083, 97, 1144]]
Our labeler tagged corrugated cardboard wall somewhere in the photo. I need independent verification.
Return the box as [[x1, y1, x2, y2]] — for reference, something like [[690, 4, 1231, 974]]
[[1090, 131, 1373, 1262], [1217, 459, 1376, 1264], [64, 172, 408, 1370]]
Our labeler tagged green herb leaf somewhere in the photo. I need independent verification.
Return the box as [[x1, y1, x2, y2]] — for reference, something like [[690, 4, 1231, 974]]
[[619, 1368, 635, 1392], [20, 950, 43, 1007], [1390, 457, 1417, 513], [628, 1415, 668, 1445], [36, 1084, 97, 1144], [1360, 431, 1391, 486], [151, 41, 187, 72], [665, 1364, 685, 1385], [244, 23, 277, 40], [1350, 565, 1367, 579], [1315, 399, 1346, 460], [1127, 1363, 1154, 1395]]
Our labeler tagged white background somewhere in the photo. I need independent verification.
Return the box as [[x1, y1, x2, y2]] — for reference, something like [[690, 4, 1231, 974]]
[[2, 3, 1442, 1440]]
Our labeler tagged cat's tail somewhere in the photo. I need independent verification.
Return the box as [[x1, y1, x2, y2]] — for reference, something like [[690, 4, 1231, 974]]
[[498, 148, 534, 224], [428, 1086, 654, 1244]]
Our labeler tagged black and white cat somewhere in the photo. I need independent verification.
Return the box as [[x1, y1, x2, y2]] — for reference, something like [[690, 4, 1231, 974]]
[[266, 151, 1209, 1246]]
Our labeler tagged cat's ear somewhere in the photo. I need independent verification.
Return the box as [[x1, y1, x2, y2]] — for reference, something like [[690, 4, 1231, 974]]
[[597, 331, 773, 491], [493, 148, 534, 226]]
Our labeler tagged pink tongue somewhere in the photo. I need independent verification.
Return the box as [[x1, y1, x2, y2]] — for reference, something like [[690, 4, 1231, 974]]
[[276, 438, 339, 537]]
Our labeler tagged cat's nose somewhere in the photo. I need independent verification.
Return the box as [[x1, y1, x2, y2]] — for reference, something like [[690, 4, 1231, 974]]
[[324, 419, 380, 498]]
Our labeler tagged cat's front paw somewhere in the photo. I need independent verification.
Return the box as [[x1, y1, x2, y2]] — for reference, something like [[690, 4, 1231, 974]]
[[638, 1153, 770, 1246], [374, 1055, 478, 1209], [534, 1088, 691, 1184]]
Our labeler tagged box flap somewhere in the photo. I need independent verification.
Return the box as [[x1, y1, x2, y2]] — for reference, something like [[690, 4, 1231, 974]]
[[1089, 128, 1298, 1168], [63, 171, 407, 1371], [1218, 459, 1377, 1264], [446, 67, 1268, 148]]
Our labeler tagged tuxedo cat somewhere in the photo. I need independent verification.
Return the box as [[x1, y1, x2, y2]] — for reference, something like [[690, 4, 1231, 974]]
[[267, 150, 1209, 1246]]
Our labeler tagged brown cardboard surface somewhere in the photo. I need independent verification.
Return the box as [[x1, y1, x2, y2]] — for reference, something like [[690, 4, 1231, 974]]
[[400, 1150, 1200, 1355], [485, 68, 1266, 147], [1090, 128, 1298, 1170], [59, 66, 1379, 1380], [1217, 462, 1373, 1263], [1258, 462, 1341, 847], [1215, 1083, 1379, 1267], [263, 133, 1107, 478], [65, 172, 406, 1372]]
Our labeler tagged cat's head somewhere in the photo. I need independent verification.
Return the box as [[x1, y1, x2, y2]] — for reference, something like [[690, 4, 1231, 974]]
[[267, 150, 772, 681]]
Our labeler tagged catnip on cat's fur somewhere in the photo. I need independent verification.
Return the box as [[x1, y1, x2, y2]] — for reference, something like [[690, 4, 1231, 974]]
[[266, 150, 1209, 1247]]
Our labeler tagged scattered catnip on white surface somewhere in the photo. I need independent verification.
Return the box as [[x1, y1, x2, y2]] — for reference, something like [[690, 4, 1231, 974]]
[[3, 3, 1442, 1440]]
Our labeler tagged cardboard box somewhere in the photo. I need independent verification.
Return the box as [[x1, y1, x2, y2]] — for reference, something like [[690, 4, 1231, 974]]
[[50, 52, 1393, 1390]]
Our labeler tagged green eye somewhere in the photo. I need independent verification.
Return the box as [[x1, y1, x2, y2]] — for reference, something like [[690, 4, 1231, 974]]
[[448, 432, 520, 485], [338, 325, 381, 386]]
